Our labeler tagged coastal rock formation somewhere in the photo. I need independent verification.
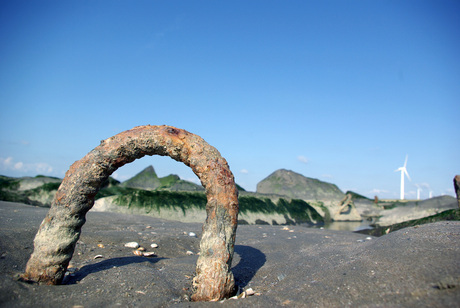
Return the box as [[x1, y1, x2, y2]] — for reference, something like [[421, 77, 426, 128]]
[[331, 193, 362, 221], [257, 169, 345, 202], [256, 169, 363, 221], [376, 195, 458, 226], [120, 165, 204, 192], [120, 165, 161, 190]]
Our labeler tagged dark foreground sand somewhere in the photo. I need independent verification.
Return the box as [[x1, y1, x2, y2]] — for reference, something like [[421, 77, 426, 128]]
[[0, 201, 459, 307]]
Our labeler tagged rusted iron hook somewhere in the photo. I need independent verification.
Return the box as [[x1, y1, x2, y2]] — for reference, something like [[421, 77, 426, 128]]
[[21, 125, 239, 301]]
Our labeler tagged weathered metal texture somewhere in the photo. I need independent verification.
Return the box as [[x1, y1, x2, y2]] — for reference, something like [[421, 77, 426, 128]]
[[21, 125, 239, 301], [454, 175, 460, 209]]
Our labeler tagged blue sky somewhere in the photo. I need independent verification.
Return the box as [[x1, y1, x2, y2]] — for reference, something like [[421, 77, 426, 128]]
[[1, 1, 459, 199]]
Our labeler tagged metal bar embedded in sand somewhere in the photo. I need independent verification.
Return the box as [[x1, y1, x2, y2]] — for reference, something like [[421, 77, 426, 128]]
[[21, 125, 239, 301]]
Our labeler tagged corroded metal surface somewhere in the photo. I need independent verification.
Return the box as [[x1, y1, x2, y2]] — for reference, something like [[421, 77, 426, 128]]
[[21, 125, 239, 301], [455, 175, 460, 208]]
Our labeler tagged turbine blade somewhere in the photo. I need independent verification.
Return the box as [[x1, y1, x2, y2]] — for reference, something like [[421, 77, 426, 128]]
[[404, 155, 408, 168], [404, 169, 411, 181]]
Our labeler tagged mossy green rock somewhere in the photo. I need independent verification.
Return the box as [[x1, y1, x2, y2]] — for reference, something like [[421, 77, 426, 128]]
[[120, 165, 161, 190], [257, 169, 345, 201]]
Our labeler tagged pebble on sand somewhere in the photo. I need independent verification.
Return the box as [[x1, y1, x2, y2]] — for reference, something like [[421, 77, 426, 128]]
[[124, 242, 140, 249]]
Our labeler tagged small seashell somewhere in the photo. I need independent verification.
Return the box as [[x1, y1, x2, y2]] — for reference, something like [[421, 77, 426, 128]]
[[146, 226, 152, 229], [137, 247, 146, 251], [186, 250, 194, 255], [289, 230, 294, 233], [97, 244, 105, 248], [142, 252, 156, 257], [188, 232, 197, 237], [94, 255, 104, 259], [282, 226, 290, 230], [245, 288, 255, 296], [366, 237, 372, 240], [150, 243, 159, 248], [125, 242, 140, 249], [133, 250, 144, 256]]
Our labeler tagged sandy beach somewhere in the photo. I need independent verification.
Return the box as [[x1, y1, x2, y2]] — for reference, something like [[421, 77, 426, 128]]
[[1, 201, 459, 307]]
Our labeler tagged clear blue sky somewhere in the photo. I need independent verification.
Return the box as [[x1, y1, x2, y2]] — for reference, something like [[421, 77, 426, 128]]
[[1, 1, 459, 199]]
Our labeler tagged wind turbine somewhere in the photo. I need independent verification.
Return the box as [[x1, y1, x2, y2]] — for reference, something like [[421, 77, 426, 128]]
[[395, 155, 411, 200], [415, 184, 422, 200]]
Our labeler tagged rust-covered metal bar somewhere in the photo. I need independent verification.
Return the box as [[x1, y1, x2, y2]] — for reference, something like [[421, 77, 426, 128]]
[[455, 175, 460, 209], [21, 125, 239, 301]]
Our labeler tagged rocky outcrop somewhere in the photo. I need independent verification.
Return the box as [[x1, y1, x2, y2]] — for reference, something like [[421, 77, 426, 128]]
[[375, 195, 458, 226], [257, 169, 345, 202], [92, 190, 324, 226], [331, 193, 362, 221], [120, 165, 161, 190], [120, 166, 205, 192], [454, 175, 460, 208], [17, 176, 61, 191], [0, 175, 61, 207], [256, 169, 360, 221]]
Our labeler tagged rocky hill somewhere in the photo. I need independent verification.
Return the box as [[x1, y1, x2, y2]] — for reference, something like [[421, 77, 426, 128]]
[[257, 169, 345, 201], [120, 165, 161, 190], [120, 166, 204, 192]]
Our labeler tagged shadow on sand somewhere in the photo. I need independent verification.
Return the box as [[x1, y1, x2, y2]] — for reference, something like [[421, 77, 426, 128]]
[[64, 245, 265, 288], [232, 245, 266, 289], [63, 256, 166, 284]]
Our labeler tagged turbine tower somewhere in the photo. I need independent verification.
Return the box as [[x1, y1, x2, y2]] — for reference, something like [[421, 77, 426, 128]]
[[395, 155, 411, 200], [415, 184, 422, 200]]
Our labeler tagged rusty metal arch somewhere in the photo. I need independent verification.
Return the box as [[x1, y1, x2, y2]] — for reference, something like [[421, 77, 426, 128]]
[[21, 125, 239, 301]]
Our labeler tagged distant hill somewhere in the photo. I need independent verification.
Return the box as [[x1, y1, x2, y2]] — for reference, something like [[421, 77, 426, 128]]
[[120, 166, 205, 192], [120, 166, 161, 190], [257, 169, 345, 201]]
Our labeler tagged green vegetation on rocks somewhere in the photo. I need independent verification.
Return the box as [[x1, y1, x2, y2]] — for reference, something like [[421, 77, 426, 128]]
[[113, 190, 207, 215], [358, 208, 460, 236], [108, 190, 323, 224], [3, 166, 457, 227], [0, 175, 61, 207], [257, 169, 345, 201], [239, 196, 323, 223], [120, 165, 161, 190]]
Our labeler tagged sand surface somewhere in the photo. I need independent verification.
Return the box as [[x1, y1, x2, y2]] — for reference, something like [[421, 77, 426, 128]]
[[1, 201, 459, 307]]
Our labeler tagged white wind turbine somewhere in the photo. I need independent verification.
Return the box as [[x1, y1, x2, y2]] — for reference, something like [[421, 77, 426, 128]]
[[415, 184, 422, 200], [395, 155, 411, 200]]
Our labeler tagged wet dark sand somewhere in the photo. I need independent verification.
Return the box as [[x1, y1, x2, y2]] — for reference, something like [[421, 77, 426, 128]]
[[1, 201, 459, 307]]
